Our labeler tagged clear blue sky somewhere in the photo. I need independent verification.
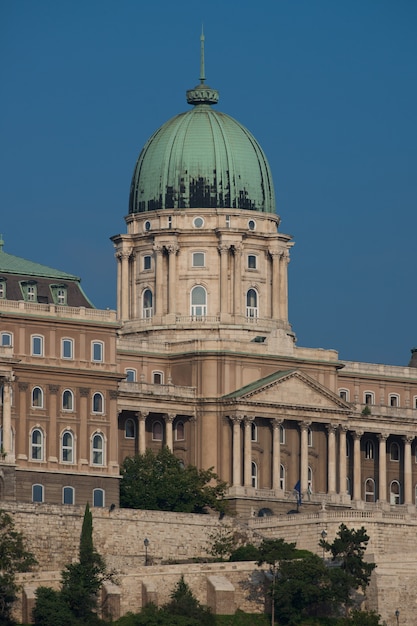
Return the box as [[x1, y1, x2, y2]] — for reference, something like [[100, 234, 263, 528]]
[[1, 1, 416, 366]]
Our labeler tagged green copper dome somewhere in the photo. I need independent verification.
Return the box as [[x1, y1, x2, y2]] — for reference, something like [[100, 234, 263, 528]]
[[129, 34, 276, 214]]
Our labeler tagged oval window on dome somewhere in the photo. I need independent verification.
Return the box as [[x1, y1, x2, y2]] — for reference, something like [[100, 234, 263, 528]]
[[193, 217, 204, 229], [144, 220, 151, 232], [248, 219, 256, 231]]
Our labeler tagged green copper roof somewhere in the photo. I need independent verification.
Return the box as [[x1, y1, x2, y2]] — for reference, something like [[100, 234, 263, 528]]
[[129, 33, 276, 215], [222, 370, 296, 399], [0, 243, 80, 281]]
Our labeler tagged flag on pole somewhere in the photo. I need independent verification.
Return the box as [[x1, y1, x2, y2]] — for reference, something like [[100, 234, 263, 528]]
[[294, 480, 302, 505]]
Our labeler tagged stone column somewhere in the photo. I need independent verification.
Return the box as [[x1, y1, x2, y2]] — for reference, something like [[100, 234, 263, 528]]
[[338, 426, 348, 495], [233, 244, 242, 317], [17, 382, 28, 458], [138, 411, 148, 455], [270, 250, 280, 320], [167, 244, 178, 315], [120, 250, 132, 321], [272, 418, 283, 491], [153, 244, 164, 317], [377, 433, 388, 502], [403, 435, 413, 505], [108, 390, 118, 469], [299, 421, 310, 494], [353, 430, 363, 501], [278, 251, 289, 322], [326, 423, 337, 494], [230, 415, 242, 487], [115, 252, 122, 319], [79, 387, 90, 466], [2, 376, 13, 460], [243, 417, 253, 488], [164, 414, 175, 450], [48, 384, 59, 464], [219, 244, 229, 316]]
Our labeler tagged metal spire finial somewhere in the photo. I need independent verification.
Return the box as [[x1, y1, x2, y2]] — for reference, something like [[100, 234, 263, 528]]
[[200, 26, 205, 84], [186, 29, 219, 106]]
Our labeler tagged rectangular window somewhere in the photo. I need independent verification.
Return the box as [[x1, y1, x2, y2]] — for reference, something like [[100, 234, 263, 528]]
[[0, 281, 5, 299], [92, 341, 103, 362], [1, 333, 12, 347], [192, 252, 205, 267], [143, 255, 152, 270], [63, 486, 74, 505], [27, 285, 36, 301], [57, 288, 66, 305], [32, 336, 44, 356], [248, 255, 257, 269], [62, 338, 73, 359], [225, 215, 231, 228]]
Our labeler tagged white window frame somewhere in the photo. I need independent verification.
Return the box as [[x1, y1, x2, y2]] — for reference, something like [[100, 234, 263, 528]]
[[31, 428, 44, 461], [339, 388, 349, 401], [62, 486, 74, 505], [143, 255, 152, 271], [190, 285, 207, 318], [365, 477, 375, 502], [152, 371, 164, 385], [62, 338, 74, 359], [365, 440, 375, 460], [32, 484, 44, 503], [62, 389, 74, 411], [93, 488, 105, 507], [142, 288, 153, 319], [125, 369, 137, 382], [125, 418, 136, 439], [364, 391, 374, 405], [307, 427, 313, 447], [92, 392, 104, 414], [251, 461, 258, 488], [246, 288, 258, 319], [92, 433, 104, 466], [247, 254, 257, 270], [175, 420, 185, 441], [279, 464, 285, 491], [390, 441, 400, 462], [152, 420, 163, 441], [92, 341, 104, 362], [192, 252, 205, 267], [390, 480, 401, 505], [32, 386, 44, 409], [32, 335, 44, 357], [389, 394, 400, 407], [280, 424, 285, 444], [61, 430, 74, 463], [251, 422, 257, 442], [1, 332, 12, 347]]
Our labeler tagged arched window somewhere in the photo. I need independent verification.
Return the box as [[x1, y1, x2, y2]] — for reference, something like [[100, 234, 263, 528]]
[[125, 418, 135, 439], [339, 389, 349, 401], [307, 428, 313, 447], [389, 394, 399, 407], [92, 433, 104, 465], [346, 476, 351, 495], [280, 464, 285, 491], [92, 392, 104, 414], [365, 440, 375, 460], [280, 424, 285, 444], [125, 369, 136, 382], [251, 422, 257, 442], [1, 332, 12, 347], [390, 480, 401, 505], [364, 392, 374, 405], [61, 431, 74, 463], [246, 288, 258, 319], [31, 428, 44, 461], [346, 437, 351, 457], [93, 488, 105, 508], [251, 461, 258, 488], [62, 389, 74, 411], [32, 386, 43, 408], [307, 466, 313, 492], [152, 421, 163, 441], [152, 371, 163, 385], [190, 286, 207, 318], [32, 484, 44, 503], [365, 478, 375, 502], [63, 486, 74, 505], [390, 441, 400, 461], [142, 289, 153, 318], [175, 421, 185, 441]]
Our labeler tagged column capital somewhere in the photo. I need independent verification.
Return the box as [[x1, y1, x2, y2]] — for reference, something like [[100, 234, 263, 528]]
[[243, 415, 254, 425], [136, 411, 149, 422], [353, 430, 364, 440], [325, 423, 338, 434], [229, 414, 243, 425], [153, 243, 164, 254], [272, 418, 283, 429], [339, 424, 349, 434], [218, 244, 230, 254], [268, 248, 280, 259], [377, 433, 389, 442], [166, 243, 179, 255], [403, 434, 414, 445], [298, 420, 311, 432], [164, 413, 176, 424]]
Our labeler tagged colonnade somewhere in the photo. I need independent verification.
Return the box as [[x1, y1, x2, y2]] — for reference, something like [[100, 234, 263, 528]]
[[228, 415, 416, 504]]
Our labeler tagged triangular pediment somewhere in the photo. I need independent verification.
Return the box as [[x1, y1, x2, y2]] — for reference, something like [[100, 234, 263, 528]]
[[222, 369, 349, 412]]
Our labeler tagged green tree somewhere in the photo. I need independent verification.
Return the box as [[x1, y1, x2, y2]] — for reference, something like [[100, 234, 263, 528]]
[[120, 447, 227, 514], [60, 503, 110, 623], [0, 509, 37, 626], [229, 543, 261, 562], [320, 523, 376, 609], [32, 587, 78, 626], [256, 537, 298, 565], [163, 576, 215, 625]]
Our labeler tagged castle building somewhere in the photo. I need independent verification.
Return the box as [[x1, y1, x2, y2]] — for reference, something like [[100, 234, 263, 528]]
[[1, 37, 417, 515]]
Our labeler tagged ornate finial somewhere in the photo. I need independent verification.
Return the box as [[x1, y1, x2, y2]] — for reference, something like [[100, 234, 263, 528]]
[[0, 235, 4, 252], [186, 30, 219, 106], [200, 26, 205, 84]]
